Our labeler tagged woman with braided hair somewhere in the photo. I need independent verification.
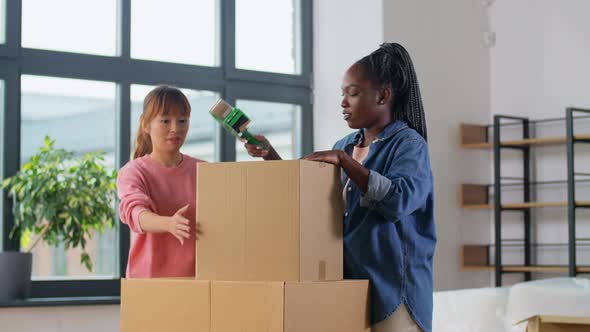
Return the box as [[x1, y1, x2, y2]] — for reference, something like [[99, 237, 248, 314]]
[[244, 43, 435, 332]]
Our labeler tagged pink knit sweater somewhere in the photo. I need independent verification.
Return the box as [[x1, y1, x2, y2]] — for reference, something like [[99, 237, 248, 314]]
[[117, 154, 204, 278]]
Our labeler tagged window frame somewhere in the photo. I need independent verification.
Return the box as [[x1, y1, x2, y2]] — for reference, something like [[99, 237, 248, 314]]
[[0, 62, 20, 253], [225, 0, 313, 86], [0, 0, 19, 58], [0, 0, 313, 300]]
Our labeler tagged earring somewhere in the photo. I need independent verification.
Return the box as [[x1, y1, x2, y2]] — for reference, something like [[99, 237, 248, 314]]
[[378, 100, 384, 105]]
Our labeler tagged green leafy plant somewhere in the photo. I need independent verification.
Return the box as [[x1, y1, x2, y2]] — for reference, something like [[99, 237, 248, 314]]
[[1, 136, 117, 271]]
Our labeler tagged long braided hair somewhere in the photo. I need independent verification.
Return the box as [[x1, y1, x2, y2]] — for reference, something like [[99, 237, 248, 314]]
[[356, 43, 427, 141]]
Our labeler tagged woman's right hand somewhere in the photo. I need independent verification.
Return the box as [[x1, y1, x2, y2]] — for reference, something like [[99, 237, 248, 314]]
[[168, 204, 191, 245], [243, 135, 281, 160]]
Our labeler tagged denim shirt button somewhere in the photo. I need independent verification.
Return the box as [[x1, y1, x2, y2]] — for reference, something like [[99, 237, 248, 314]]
[[344, 212, 348, 217], [348, 186, 352, 192]]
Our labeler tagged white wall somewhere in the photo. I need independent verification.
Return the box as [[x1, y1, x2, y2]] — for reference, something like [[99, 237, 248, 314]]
[[491, 0, 590, 119], [0, 305, 119, 332], [382, 0, 493, 290], [312, 0, 384, 151]]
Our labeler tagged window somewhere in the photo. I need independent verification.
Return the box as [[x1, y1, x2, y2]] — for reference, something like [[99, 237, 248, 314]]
[[22, 0, 117, 56], [131, 0, 218, 66], [1, 0, 312, 299], [235, 0, 301, 74], [20, 76, 116, 168], [130, 85, 219, 161], [21, 75, 118, 278], [235, 100, 300, 161]]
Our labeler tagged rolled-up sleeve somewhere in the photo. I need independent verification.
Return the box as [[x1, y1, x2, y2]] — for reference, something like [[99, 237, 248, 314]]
[[117, 166, 154, 234], [360, 137, 432, 221]]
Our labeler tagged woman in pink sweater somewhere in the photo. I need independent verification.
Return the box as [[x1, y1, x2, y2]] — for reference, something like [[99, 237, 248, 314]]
[[117, 85, 205, 278]]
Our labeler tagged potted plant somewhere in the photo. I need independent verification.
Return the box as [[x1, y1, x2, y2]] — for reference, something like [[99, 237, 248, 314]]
[[0, 136, 117, 300]]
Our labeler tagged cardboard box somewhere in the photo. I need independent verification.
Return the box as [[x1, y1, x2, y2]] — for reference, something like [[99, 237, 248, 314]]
[[197, 160, 344, 281], [121, 278, 370, 332], [518, 315, 590, 332], [121, 278, 210, 332]]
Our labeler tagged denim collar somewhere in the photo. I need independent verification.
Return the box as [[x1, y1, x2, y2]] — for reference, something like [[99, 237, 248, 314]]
[[349, 120, 409, 146]]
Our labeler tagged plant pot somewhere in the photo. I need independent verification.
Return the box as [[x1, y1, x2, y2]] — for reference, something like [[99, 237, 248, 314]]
[[0, 252, 32, 301]]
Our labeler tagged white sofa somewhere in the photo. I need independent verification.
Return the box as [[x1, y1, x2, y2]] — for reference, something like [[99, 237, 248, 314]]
[[433, 277, 590, 332]]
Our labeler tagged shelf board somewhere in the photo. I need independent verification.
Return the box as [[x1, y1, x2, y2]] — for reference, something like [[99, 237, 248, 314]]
[[502, 137, 568, 147], [503, 265, 590, 273], [461, 265, 494, 272], [460, 134, 590, 149], [461, 142, 492, 149], [461, 204, 493, 209], [503, 202, 567, 209], [461, 265, 590, 273], [461, 201, 590, 209]]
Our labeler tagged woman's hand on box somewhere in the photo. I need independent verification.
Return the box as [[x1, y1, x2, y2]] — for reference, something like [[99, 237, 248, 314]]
[[168, 204, 191, 245], [302, 150, 345, 166]]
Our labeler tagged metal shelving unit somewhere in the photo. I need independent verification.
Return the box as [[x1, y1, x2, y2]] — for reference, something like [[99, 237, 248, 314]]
[[459, 108, 590, 286]]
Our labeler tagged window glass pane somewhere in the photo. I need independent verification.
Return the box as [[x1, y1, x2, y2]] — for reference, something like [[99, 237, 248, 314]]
[[131, 0, 218, 66], [131, 85, 219, 162], [236, 0, 301, 74], [21, 75, 118, 278], [22, 0, 117, 56], [0, 0, 6, 44], [235, 100, 300, 161]]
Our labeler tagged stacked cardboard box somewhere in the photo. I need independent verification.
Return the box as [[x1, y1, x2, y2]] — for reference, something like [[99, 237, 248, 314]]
[[121, 160, 370, 332], [518, 315, 590, 332]]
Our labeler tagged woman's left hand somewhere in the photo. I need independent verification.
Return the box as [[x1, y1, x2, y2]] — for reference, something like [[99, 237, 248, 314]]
[[302, 150, 345, 166]]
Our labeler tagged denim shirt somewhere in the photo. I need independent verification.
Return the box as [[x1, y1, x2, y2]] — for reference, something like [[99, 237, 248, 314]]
[[333, 120, 436, 332]]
